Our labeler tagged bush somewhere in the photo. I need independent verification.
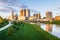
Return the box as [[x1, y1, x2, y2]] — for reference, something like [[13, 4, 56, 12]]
[[7, 27, 15, 36]]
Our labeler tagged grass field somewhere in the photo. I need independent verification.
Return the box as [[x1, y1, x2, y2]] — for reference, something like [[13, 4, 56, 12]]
[[0, 21, 60, 40]]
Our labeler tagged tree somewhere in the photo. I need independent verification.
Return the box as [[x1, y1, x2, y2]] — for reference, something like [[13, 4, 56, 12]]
[[7, 27, 14, 36], [0, 16, 3, 23]]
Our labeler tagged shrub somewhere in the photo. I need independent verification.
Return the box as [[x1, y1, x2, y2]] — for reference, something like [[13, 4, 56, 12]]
[[7, 27, 15, 36]]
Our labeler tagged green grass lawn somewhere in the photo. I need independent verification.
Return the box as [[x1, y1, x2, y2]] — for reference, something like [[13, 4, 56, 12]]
[[0, 21, 60, 40]]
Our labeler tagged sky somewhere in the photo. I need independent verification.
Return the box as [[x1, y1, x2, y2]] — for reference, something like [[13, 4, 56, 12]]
[[0, 0, 60, 18]]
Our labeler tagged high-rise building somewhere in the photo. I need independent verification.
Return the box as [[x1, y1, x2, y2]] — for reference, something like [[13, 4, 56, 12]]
[[37, 13, 41, 19], [19, 9, 30, 21], [23, 9, 26, 16], [46, 11, 52, 19], [20, 9, 30, 17], [11, 10, 14, 20], [33, 13, 35, 16], [26, 9, 30, 17], [19, 9, 26, 21], [33, 13, 41, 19], [20, 9, 23, 16], [20, 9, 27, 16], [14, 14, 18, 20], [8, 10, 14, 20]]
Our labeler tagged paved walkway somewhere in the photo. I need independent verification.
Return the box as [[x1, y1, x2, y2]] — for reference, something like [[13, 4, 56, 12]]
[[0, 21, 12, 31]]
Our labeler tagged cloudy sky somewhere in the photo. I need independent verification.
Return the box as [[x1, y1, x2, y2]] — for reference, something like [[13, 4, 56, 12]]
[[0, 0, 60, 18]]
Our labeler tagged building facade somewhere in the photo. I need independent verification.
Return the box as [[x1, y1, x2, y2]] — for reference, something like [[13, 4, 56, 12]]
[[19, 9, 30, 21], [33, 13, 41, 19], [26, 9, 30, 17], [46, 11, 52, 20], [20, 9, 26, 16], [55, 16, 60, 21]]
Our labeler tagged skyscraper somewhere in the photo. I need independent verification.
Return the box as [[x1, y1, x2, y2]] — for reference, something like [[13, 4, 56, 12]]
[[8, 10, 14, 21], [20, 9, 30, 17], [23, 9, 26, 16], [33, 13, 41, 19], [37, 13, 41, 19], [20, 9, 26, 16], [26, 9, 30, 17], [20, 9, 23, 16], [46, 11, 52, 19], [11, 10, 14, 19], [19, 9, 30, 21]]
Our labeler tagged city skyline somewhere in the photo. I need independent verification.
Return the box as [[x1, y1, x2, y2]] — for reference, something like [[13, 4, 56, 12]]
[[0, 0, 60, 18]]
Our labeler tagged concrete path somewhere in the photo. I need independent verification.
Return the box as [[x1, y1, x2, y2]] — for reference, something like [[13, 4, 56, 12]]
[[0, 21, 12, 31]]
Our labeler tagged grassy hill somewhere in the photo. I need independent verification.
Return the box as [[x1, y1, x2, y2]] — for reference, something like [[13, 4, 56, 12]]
[[0, 21, 60, 40]]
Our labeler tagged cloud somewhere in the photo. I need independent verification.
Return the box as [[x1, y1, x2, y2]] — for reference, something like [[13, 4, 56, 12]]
[[30, 9, 39, 13], [50, 7, 60, 11], [0, 8, 9, 12], [0, 0, 27, 8], [0, 0, 28, 13], [58, 7, 60, 9]]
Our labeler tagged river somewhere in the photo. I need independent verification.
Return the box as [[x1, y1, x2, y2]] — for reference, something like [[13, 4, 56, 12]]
[[40, 23, 60, 38]]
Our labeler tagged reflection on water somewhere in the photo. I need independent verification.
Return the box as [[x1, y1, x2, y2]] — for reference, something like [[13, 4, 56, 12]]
[[46, 24, 52, 32], [40, 23, 60, 38]]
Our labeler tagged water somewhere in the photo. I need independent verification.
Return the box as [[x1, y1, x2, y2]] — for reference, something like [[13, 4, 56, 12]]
[[40, 23, 60, 38]]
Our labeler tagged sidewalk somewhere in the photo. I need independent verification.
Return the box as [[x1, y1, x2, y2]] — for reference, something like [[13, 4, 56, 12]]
[[0, 21, 12, 31]]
